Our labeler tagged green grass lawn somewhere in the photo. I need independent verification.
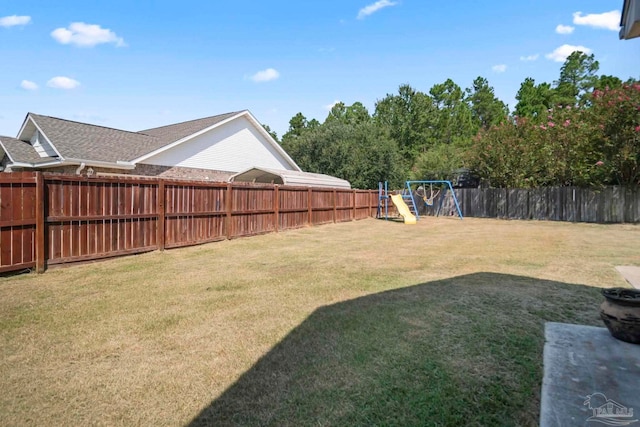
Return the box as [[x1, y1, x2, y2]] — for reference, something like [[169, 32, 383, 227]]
[[1, 218, 638, 426]]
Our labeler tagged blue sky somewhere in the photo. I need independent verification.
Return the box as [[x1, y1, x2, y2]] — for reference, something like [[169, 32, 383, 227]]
[[1, 0, 638, 138]]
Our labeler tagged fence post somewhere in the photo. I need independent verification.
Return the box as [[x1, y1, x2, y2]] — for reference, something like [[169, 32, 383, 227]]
[[35, 172, 46, 273], [333, 189, 337, 223], [352, 190, 356, 220], [226, 183, 233, 239], [157, 179, 165, 251], [367, 190, 373, 218], [274, 185, 279, 232], [308, 188, 313, 226]]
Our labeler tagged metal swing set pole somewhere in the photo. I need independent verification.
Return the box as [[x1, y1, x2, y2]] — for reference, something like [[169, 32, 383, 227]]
[[377, 181, 390, 220]]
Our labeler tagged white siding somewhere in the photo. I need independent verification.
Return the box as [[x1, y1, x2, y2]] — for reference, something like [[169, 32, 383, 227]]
[[142, 116, 295, 172], [30, 131, 57, 158]]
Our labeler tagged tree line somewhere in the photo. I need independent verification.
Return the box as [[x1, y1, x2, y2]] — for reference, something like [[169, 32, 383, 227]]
[[267, 52, 639, 189]]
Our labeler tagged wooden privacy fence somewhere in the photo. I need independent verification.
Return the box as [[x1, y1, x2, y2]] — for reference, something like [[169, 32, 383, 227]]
[[0, 172, 377, 274], [427, 186, 640, 223]]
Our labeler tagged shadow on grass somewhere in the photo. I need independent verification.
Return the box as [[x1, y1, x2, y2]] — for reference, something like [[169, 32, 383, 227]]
[[188, 273, 603, 427], [375, 216, 405, 223]]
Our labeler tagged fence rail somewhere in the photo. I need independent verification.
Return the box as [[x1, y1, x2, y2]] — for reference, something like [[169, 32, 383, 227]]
[[0, 173, 377, 274]]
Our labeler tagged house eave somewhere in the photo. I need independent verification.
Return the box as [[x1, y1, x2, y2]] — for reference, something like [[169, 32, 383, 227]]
[[5, 158, 136, 170], [620, 0, 640, 39], [6, 160, 63, 169], [63, 158, 136, 170]]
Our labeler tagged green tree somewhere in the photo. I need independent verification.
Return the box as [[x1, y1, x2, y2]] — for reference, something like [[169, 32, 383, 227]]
[[429, 79, 475, 145], [593, 75, 623, 91], [308, 118, 320, 129], [412, 144, 468, 181], [590, 81, 640, 185], [469, 82, 640, 188], [281, 113, 311, 168], [262, 124, 278, 142], [514, 78, 556, 120], [555, 51, 599, 106], [466, 76, 508, 129], [286, 120, 403, 189], [285, 112, 308, 137], [374, 84, 436, 164], [325, 102, 370, 125]]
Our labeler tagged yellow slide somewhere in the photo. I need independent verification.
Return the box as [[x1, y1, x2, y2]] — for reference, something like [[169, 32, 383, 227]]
[[390, 194, 417, 224]]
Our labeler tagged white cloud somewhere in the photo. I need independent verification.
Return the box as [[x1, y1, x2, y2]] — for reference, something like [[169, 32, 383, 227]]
[[492, 64, 507, 73], [324, 100, 341, 111], [0, 15, 31, 27], [357, 0, 398, 20], [51, 22, 125, 47], [573, 10, 621, 31], [555, 24, 575, 34], [545, 44, 592, 62], [20, 80, 38, 90], [520, 54, 539, 61], [250, 68, 280, 83], [47, 76, 80, 89]]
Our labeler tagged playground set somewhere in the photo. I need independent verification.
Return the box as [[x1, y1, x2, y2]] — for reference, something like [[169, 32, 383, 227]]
[[377, 180, 463, 224]]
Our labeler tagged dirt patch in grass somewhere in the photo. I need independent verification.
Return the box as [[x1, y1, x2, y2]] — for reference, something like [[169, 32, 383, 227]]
[[0, 218, 638, 426]]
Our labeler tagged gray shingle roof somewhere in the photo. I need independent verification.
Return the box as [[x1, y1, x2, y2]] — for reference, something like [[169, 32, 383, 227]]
[[138, 111, 243, 145], [0, 135, 57, 164], [29, 114, 162, 162], [5, 111, 249, 166]]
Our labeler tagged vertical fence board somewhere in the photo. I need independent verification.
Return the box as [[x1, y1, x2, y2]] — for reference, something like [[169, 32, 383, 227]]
[[507, 189, 528, 219], [548, 187, 562, 221], [529, 188, 548, 220], [495, 189, 507, 219], [0, 180, 14, 267], [624, 187, 640, 223]]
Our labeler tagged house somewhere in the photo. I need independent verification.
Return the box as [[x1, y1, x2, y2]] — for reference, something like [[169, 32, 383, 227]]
[[620, 0, 640, 39], [0, 111, 350, 188]]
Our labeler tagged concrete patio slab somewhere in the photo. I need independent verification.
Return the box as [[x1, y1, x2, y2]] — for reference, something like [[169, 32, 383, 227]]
[[616, 266, 640, 290], [540, 322, 640, 427]]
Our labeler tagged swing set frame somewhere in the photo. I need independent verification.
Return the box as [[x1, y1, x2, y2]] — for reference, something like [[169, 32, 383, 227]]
[[405, 180, 463, 220], [377, 180, 463, 221]]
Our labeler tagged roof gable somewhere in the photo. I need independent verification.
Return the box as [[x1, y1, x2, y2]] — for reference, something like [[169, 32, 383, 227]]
[[22, 114, 161, 163], [0, 135, 57, 165], [132, 110, 300, 171], [138, 115, 299, 172]]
